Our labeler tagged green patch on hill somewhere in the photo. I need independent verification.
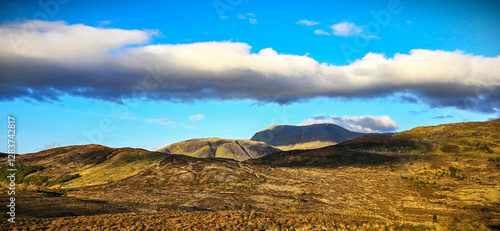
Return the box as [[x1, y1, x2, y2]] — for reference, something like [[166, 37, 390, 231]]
[[0, 165, 45, 184]]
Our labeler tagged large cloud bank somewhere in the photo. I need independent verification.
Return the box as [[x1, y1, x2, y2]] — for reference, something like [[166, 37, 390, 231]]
[[1, 21, 499, 112]]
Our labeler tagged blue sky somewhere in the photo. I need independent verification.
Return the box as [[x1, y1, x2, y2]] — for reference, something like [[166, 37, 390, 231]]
[[0, 0, 499, 153]]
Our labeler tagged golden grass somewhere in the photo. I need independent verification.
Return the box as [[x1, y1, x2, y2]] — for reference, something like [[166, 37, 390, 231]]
[[62, 151, 165, 188], [275, 141, 337, 151]]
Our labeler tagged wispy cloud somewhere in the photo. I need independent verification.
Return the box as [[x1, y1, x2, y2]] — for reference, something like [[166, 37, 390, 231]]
[[39, 142, 61, 150], [296, 19, 319, 26], [237, 14, 246, 20], [299, 115, 400, 133], [132, 144, 148, 149], [313, 29, 330, 36], [2, 21, 500, 113], [98, 20, 112, 25], [152, 143, 170, 150], [87, 112, 172, 125], [364, 35, 380, 39], [330, 22, 363, 37], [147, 118, 172, 125], [238, 13, 257, 25], [189, 114, 205, 121], [432, 115, 454, 119]]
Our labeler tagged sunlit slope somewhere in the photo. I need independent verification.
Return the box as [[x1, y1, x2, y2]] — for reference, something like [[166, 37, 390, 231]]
[[339, 119, 500, 156], [158, 138, 280, 161]]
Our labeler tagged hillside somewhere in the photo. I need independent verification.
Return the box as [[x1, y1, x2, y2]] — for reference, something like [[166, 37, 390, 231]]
[[1, 120, 499, 230], [158, 138, 280, 161], [394, 119, 500, 155], [250, 123, 369, 150], [2, 141, 499, 230], [339, 119, 500, 155], [8, 144, 169, 188]]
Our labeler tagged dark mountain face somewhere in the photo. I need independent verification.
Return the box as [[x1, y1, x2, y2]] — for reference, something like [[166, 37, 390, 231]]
[[250, 123, 368, 148]]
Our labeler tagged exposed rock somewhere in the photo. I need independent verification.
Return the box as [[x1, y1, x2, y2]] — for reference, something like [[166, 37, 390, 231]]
[[251, 123, 372, 150]]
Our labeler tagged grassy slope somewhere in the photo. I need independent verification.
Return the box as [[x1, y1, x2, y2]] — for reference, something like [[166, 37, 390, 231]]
[[339, 119, 500, 156], [158, 138, 280, 161], [275, 140, 338, 151], [394, 119, 500, 155], [8, 145, 168, 189]]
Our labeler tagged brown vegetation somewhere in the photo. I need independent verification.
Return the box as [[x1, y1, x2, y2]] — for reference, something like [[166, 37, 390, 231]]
[[1, 119, 499, 230]]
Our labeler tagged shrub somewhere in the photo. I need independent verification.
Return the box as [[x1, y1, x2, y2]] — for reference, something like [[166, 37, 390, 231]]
[[440, 144, 460, 153], [46, 174, 81, 187], [479, 145, 494, 154], [449, 167, 458, 178], [0, 165, 45, 184], [488, 157, 500, 162]]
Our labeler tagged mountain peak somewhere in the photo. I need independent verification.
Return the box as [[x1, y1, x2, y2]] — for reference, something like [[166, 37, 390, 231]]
[[251, 123, 369, 150]]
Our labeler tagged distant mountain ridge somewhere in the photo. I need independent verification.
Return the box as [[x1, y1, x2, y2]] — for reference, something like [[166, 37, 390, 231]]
[[250, 123, 380, 150], [158, 138, 280, 161]]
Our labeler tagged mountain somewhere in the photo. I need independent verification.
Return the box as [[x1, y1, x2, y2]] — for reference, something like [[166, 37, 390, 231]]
[[250, 123, 373, 150], [157, 138, 280, 161], [339, 119, 500, 155]]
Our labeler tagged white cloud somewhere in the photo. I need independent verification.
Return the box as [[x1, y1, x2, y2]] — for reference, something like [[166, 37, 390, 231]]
[[133, 144, 148, 149], [1, 21, 500, 113], [99, 20, 112, 25], [189, 114, 205, 121], [152, 143, 170, 150], [313, 29, 330, 36], [299, 115, 400, 133], [154, 118, 172, 125], [237, 13, 257, 24], [364, 35, 380, 39], [330, 22, 363, 37], [40, 142, 61, 150], [0, 20, 152, 62], [296, 19, 319, 26]]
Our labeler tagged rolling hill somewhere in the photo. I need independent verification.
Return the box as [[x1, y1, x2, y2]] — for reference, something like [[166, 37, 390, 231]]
[[339, 119, 500, 155], [157, 138, 280, 161]]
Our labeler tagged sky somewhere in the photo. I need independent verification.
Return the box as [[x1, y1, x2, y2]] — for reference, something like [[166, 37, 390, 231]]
[[0, 0, 499, 154]]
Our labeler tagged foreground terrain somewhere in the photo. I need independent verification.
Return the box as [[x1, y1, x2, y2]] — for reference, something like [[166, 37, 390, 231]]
[[1, 120, 500, 230]]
